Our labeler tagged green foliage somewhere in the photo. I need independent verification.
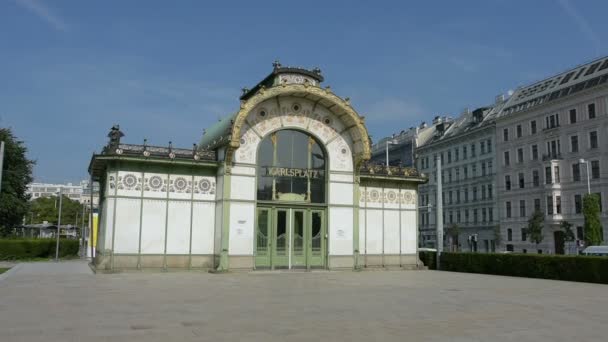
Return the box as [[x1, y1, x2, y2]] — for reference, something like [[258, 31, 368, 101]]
[[0, 128, 35, 236], [493, 224, 502, 248], [433, 252, 608, 284], [583, 194, 604, 246], [527, 210, 544, 245], [0, 268, 9, 274], [27, 196, 89, 227], [419, 251, 437, 270], [0, 239, 79, 260], [560, 220, 575, 242]]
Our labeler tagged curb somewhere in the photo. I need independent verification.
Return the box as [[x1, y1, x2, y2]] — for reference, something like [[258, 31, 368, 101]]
[[0, 263, 23, 282]]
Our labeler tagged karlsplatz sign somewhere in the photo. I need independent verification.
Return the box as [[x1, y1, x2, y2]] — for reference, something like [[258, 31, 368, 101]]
[[264, 167, 321, 179]]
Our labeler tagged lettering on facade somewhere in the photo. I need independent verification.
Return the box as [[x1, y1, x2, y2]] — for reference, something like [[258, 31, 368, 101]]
[[264, 167, 320, 179]]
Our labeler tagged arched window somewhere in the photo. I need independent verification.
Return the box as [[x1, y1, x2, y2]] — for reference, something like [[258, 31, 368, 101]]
[[257, 130, 326, 203], [507, 228, 513, 241]]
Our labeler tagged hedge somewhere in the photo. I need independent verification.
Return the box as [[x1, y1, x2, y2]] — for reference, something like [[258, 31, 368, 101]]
[[0, 239, 79, 260], [418, 251, 608, 284]]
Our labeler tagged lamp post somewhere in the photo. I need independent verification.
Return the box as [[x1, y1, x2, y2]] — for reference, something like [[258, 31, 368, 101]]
[[55, 187, 63, 261], [579, 159, 591, 195], [385, 139, 398, 167]]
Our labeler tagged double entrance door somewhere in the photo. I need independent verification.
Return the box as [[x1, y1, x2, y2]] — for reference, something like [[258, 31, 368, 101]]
[[255, 207, 326, 269]]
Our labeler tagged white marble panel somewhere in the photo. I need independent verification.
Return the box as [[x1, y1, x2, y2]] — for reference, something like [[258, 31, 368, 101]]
[[113, 198, 140, 253], [140, 199, 166, 254], [106, 171, 118, 196], [231, 165, 257, 176], [329, 207, 353, 255], [326, 135, 353, 172], [280, 97, 314, 130], [228, 202, 255, 255], [384, 187, 400, 209], [192, 176, 216, 201], [359, 209, 366, 254], [383, 210, 400, 254], [116, 171, 142, 197], [235, 126, 261, 164], [166, 201, 191, 254], [400, 189, 417, 210], [142, 172, 168, 199], [362, 186, 383, 209], [329, 182, 353, 205], [103, 199, 115, 251], [230, 175, 255, 201], [401, 210, 417, 254], [359, 185, 367, 208], [191, 202, 215, 255], [168, 174, 193, 200], [365, 209, 383, 254], [329, 173, 354, 183]]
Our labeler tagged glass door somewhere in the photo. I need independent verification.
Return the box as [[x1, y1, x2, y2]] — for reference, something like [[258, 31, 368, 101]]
[[255, 208, 271, 268], [291, 210, 306, 267], [255, 207, 326, 270], [272, 209, 289, 268], [308, 210, 326, 268]]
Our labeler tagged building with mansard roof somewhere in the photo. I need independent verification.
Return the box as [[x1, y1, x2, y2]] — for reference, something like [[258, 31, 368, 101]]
[[495, 56, 608, 254], [88, 62, 427, 272]]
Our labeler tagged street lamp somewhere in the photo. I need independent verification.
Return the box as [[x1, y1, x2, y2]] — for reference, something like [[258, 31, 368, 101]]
[[385, 139, 398, 167], [579, 158, 591, 195], [55, 187, 64, 261]]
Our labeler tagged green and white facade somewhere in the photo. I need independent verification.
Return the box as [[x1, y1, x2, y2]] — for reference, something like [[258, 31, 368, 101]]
[[89, 64, 426, 272]]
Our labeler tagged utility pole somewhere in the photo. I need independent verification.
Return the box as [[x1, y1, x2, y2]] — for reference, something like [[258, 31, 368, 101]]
[[80, 204, 86, 257], [436, 157, 443, 269], [55, 187, 63, 261], [0, 141, 4, 195]]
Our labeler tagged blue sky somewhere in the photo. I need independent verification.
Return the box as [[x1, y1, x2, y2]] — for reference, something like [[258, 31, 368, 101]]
[[1, 0, 606, 183]]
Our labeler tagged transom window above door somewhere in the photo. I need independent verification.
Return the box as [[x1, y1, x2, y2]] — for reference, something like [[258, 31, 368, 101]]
[[257, 129, 326, 203]]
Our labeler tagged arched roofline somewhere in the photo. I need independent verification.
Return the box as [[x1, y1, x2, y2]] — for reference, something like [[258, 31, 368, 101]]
[[227, 83, 371, 166]]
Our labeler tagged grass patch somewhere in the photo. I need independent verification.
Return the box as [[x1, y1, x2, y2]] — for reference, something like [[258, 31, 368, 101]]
[[0, 268, 10, 274]]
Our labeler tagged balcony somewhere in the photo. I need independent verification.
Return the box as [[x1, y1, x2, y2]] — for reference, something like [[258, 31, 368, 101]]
[[542, 123, 560, 132], [542, 153, 563, 161]]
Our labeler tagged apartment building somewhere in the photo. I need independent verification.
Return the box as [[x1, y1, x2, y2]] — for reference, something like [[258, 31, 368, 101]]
[[496, 57, 608, 254]]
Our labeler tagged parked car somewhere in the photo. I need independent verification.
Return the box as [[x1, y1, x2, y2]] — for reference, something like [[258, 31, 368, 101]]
[[582, 245, 608, 256]]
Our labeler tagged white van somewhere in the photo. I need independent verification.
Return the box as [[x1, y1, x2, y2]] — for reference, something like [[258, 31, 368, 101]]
[[582, 245, 608, 256]]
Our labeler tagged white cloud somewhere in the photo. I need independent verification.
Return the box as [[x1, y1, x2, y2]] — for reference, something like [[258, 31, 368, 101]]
[[15, 0, 68, 31]]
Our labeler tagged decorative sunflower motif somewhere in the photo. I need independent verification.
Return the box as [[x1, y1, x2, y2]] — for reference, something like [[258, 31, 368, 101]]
[[404, 192, 414, 203], [387, 191, 397, 201], [149, 176, 163, 190], [122, 174, 137, 189], [370, 190, 380, 202], [199, 179, 211, 192], [174, 177, 188, 191]]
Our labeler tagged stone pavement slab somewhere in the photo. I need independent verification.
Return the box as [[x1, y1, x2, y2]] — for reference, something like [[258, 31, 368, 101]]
[[0, 260, 607, 342]]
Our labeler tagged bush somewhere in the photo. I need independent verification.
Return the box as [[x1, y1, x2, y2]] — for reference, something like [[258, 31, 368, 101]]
[[419, 251, 437, 270], [0, 239, 79, 260], [438, 252, 608, 284]]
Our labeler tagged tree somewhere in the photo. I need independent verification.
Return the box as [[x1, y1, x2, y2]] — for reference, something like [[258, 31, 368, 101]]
[[493, 224, 502, 248], [583, 194, 603, 246], [527, 210, 544, 246], [27, 196, 89, 227], [560, 220, 575, 242], [0, 128, 34, 236]]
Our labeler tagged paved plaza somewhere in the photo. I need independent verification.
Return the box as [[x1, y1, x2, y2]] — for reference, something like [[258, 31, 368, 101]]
[[0, 261, 607, 341]]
